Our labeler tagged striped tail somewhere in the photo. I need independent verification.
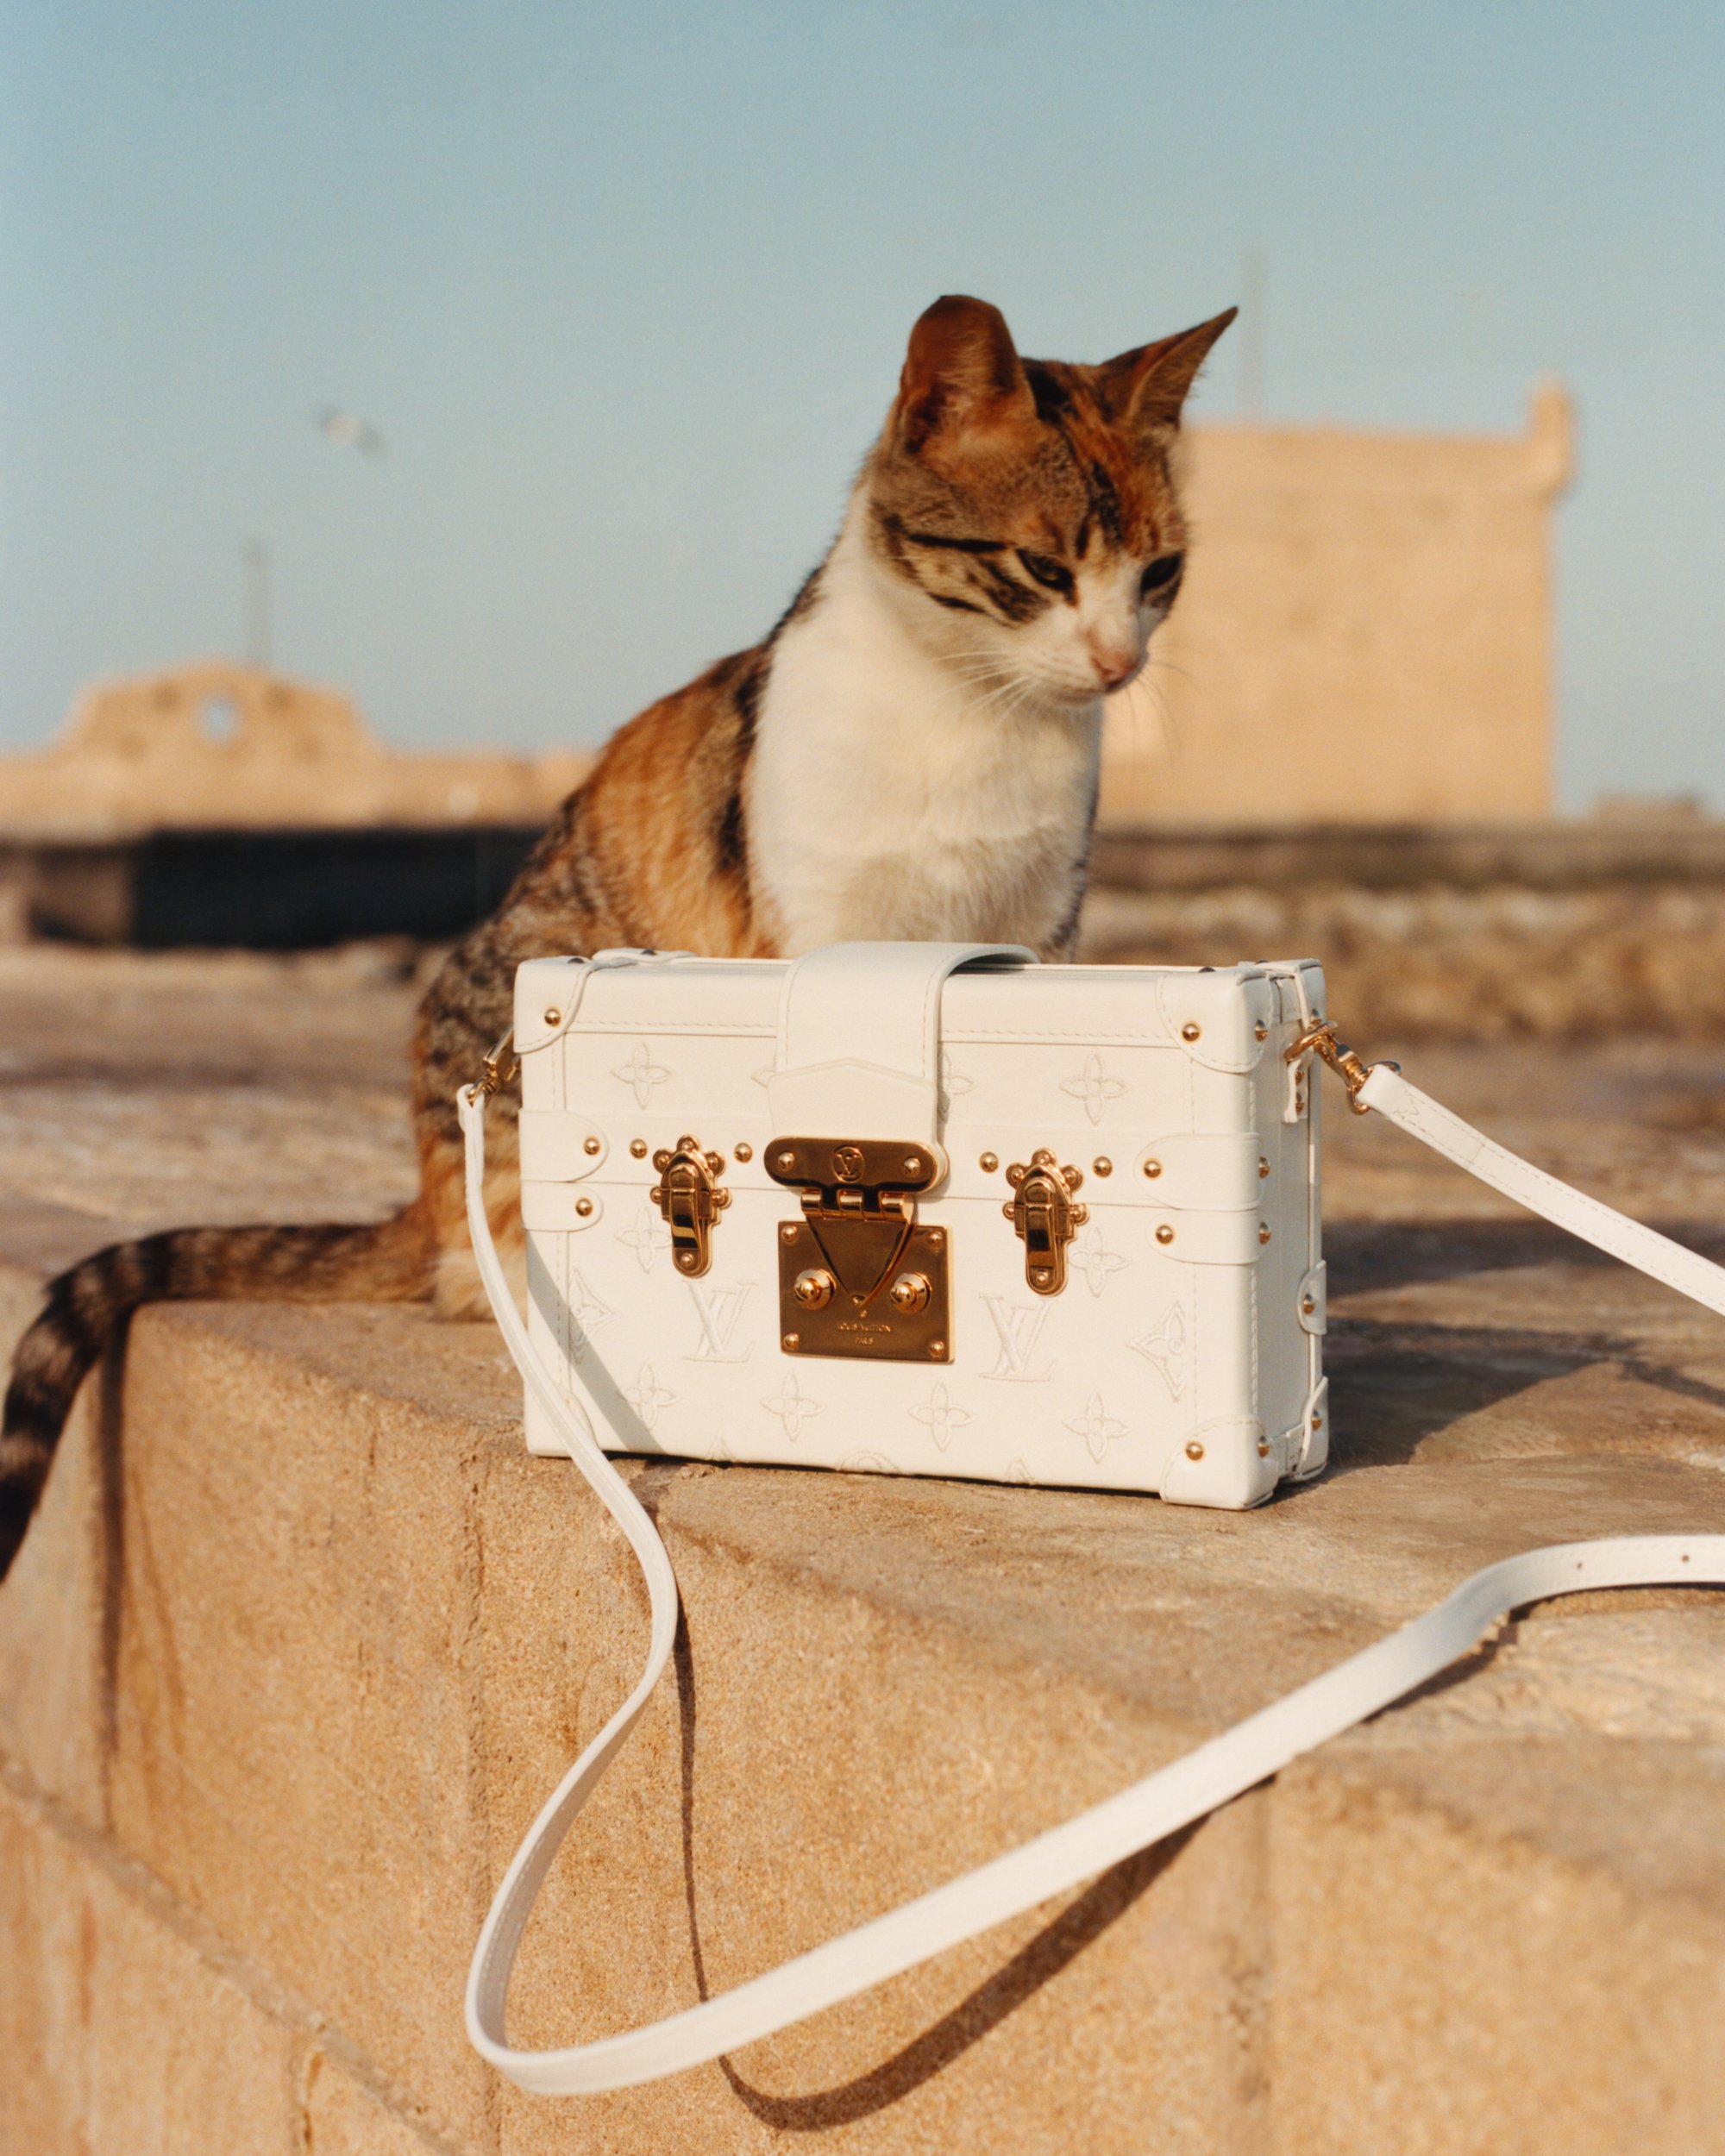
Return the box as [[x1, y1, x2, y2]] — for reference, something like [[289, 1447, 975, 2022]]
[[0, 1206, 435, 1580]]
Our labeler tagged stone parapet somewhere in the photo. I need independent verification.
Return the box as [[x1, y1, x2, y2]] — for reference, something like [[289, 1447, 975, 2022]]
[[7, 1183, 1725, 2153]]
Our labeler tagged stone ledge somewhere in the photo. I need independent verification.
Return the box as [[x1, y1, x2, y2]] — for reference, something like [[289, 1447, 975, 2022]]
[[6, 1207, 1725, 2153]]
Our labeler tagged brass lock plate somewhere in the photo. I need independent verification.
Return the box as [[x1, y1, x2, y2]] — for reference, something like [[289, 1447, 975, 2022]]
[[768, 1136, 950, 1363]]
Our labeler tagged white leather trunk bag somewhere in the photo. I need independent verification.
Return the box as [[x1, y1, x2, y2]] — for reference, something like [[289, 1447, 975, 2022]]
[[514, 939, 1329, 1510]]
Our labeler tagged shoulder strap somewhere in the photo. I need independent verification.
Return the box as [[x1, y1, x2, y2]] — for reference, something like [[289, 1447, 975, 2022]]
[[456, 1047, 1725, 2099]]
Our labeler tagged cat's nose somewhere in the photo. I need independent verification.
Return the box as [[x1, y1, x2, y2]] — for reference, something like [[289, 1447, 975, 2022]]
[[1091, 649, 1138, 690]]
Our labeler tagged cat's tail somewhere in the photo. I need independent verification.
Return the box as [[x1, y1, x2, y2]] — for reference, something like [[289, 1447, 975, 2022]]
[[0, 1204, 436, 1580]]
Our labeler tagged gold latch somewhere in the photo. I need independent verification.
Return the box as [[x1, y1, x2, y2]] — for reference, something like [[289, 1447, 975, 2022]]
[[650, 1137, 731, 1276], [767, 1137, 950, 1363], [1003, 1151, 1088, 1295]]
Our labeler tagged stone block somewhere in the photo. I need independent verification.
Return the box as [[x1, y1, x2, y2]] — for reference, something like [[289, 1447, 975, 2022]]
[[0, 1213, 132, 1827], [101, 1296, 520, 2153], [302, 2049, 467, 2156], [0, 1767, 296, 2154], [1270, 1746, 1725, 2155]]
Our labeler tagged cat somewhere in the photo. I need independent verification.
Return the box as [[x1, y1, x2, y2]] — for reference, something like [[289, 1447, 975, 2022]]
[[0, 292, 1233, 1577]]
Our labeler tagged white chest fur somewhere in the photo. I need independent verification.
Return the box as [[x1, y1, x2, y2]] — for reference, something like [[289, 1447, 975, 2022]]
[[748, 512, 1103, 955]]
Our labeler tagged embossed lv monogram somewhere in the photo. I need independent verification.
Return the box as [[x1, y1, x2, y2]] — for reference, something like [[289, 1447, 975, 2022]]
[[687, 1281, 755, 1363], [981, 1294, 1054, 1382]]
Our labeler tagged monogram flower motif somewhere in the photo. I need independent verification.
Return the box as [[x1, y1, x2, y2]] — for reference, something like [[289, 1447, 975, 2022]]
[[1064, 1392, 1127, 1463], [761, 1375, 822, 1441], [612, 1039, 671, 1108], [1059, 1051, 1127, 1125], [1068, 1221, 1128, 1297], [565, 1265, 613, 1361], [1129, 1300, 1189, 1400], [911, 1382, 972, 1453], [938, 1050, 976, 1114], [615, 1202, 671, 1274], [624, 1363, 676, 1432]]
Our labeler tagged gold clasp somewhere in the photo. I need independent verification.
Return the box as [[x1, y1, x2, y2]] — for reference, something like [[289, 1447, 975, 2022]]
[[1002, 1152, 1088, 1294], [1286, 1020, 1396, 1115], [767, 1138, 950, 1363], [477, 1029, 518, 1098], [650, 1137, 731, 1276]]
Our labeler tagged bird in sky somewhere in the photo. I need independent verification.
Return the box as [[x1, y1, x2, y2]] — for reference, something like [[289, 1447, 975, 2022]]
[[315, 405, 386, 457]]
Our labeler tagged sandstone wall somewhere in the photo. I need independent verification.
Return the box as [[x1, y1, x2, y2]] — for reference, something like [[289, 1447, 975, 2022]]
[[1101, 386, 1572, 825]]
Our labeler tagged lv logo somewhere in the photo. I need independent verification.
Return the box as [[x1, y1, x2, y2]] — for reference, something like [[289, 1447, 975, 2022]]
[[981, 1295, 1054, 1382], [687, 1281, 756, 1363]]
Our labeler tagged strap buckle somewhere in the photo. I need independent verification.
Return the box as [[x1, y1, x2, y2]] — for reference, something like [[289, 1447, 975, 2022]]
[[476, 1029, 519, 1099], [1286, 1020, 1396, 1116]]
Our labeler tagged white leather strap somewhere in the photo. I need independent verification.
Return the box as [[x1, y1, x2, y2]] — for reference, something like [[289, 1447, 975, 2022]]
[[1358, 1062, 1725, 1317], [768, 942, 1034, 1144], [460, 1056, 1725, 2099]]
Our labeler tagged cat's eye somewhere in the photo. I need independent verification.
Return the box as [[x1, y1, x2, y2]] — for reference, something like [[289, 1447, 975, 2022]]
[[1016, 549, 1075, 597], [1139, 552, 1184, 598]]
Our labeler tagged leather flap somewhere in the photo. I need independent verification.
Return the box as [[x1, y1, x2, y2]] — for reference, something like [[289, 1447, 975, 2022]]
[[1156, 971, 1276, 1072], [1159, 1418, 1277, 1510], [1142, 1206, 1268, 1264], [767, 1061, 940, 1144], [520, 1182, 605, 1232], [1131, 1133, 1262, 1209], [772, 942, 1034, 1144], [518, 1110, 607, 1181]]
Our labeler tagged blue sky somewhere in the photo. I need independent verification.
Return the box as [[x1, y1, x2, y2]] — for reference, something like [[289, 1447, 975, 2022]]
[[2, 0, 1721, 807]]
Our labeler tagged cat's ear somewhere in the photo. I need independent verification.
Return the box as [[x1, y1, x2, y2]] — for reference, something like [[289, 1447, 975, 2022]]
[[1103, 308, 1238, 438], [894, 296, 1036, 458]]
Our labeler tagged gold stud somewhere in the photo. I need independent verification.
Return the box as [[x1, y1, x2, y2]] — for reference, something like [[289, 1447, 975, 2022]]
[[543, 1006, 561, 1026], [792, 1269, 835, 1310], [929, 1338, 946, 1357], [1258, 1224, 1272, 1245], [1258, 1156, 1270, 1179], [583, 1135, 602, 1156], [1311, 1409, 1325, 1429], [888, 1272, 931, 1314], [1301, 1293, 1317, 1315], [1156, 1224, 1176, 1245], [1181, 1021, 1201, 1042], [1255, 1023, 1269, 1042], [629, 1138, 648, 1159], [979, 1150, 999, 1173], [781, 1225, 799, 1244], [777, 1149, 795, 1169], [783, 1332, 800, 1351], [926, 1227, 945, 1249], [574, 1196, 593, 1218], [1258, 1439, 1272, 1457], [1143, 1158, 1163, 1179], [1185, 1440, 1205, 1462], [903, 1154, 922, 1175], [734, 1141, 753, 1163]]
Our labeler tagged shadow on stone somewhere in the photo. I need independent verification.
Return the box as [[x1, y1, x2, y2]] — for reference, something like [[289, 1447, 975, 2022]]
[[670, 1605, 1198, 2131], [1327, 1318, 1725, 1473], [1327, 1216, 1725, 1298]]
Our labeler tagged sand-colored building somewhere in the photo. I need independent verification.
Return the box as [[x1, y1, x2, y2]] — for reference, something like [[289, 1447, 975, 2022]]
[[0, 661, 588, 838], [1101, 384, 1573, 825]]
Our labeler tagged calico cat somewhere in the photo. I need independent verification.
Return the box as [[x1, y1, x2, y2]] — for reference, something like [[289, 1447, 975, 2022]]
[[0, 292, 1233, 1578]]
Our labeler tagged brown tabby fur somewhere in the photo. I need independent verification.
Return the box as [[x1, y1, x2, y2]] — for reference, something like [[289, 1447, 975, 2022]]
[[0, 294, 1232, 1578]]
